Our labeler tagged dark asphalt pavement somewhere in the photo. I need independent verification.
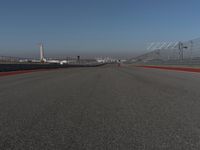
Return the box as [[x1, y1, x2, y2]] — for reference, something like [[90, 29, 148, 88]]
[[0, 65, 200, 150]]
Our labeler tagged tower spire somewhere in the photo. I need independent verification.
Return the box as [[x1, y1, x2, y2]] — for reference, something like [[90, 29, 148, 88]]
[[39, 43, 45, 63]]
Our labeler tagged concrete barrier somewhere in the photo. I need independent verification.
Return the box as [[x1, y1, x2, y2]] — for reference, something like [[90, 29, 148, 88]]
[[0, 63, 105, 72]]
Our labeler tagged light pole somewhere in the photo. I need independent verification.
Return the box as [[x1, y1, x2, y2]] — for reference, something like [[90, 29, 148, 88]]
[[178, 42, 187, 60]]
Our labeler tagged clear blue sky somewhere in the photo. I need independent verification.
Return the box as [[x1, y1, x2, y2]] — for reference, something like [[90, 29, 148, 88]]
[[0, 0, 200, 58]]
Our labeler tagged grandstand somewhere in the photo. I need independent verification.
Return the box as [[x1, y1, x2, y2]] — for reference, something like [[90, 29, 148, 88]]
[[134, 37, 200, 65]]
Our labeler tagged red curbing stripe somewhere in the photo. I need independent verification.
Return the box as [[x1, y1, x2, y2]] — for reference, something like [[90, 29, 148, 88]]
[[0, 69, 53, 77], [137, 65, 200, 73]]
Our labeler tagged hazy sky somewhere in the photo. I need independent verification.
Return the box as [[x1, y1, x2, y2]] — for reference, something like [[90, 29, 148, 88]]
[[1, 0, 200, 58]]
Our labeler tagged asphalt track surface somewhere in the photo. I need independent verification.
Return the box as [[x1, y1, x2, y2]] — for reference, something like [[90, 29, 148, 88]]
[[0, 65, 200, 150]]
